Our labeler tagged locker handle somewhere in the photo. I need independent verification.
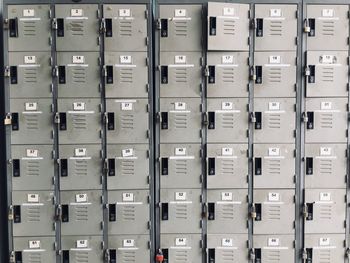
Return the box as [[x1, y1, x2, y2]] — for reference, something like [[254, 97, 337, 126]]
[[106, 65, 114, 84], [160, 19, 168, 37], [308, 65, 315, 83], [161, 203, 168, 220], [58, 66, 66, 84], [105, 18, 113, 37], [254, 248, 262, 262], [107, 112, 115, 130], [255, 66, 262, 84], [208, 248, 215, 263], [57, 18, 64, 37], [308, 18, 315, 37], [108, 159, 115, 176], [254, 158, 262, 175], [254, 112, 262, 130], [109, 249, 116, 263], [255, 203, 262, 221], [13, 205, 21, 223], [161, 112, 168, 130], [60, 159, 68, 177], [306, 112, 314, 130], [161, 158, 168, 175], [208, 157, 215, 176], [14, 251, 22, 263], [13, 159, 20, 177], [59, 113, 67, 131], [208, 203, 215, 220], [208, 66, 215, 84], [62, 204, 69, 222], [9, 18, 18, 38], [208, 112, 215, 129], [306, 203, 313, 221], [209, 17, 217, 36], [306, 248, 313, 263], [12, 113, 19, 131], [62, 250, 70, 263], [256, 18, 263, 37], [161, 66, 168, 84], [10, 66, 18, 84], [109, 204, 116, 222], [306, 157, 313, 175]]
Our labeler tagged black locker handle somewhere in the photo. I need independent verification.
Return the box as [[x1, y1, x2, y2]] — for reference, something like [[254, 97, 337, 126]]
[[14, 251, 22, 263], [105, 18, 113, 37], [62, 204, 69, 222], [160, 19, 168, 37], [308, 65, 315, 83], [254, 248, 262, 262], [208, 66, 215, 84], [306, 203, 313, 221], [108, 159, 115, 176], [255, 66, 262, 84], [9, 18, 18, 38], [58, 66, 66, 84], [208, 248, 215, 263], [161, 203, 168, 220], [163, 248, 169, 263], [59, 113, 67, 131], [10, 66, 18, 84], [57, 18, 64, 37], [109, 204, 116, 222], [254, 158, 262, 176], [306, 157, 313, 175], [161, 158, 168, 175], [255, 112, 262, 130], [209, 17, 217, 36], [109, 249, 116, 263], [306, 112, 314, 130], [13, 205, 21, 223], [161, 112, 168, 130], [256, 18, 263, 37], [208, 112, 215, 129], [306, 248, 313, 263], [62, 250, 70, 263], [60, 159, 68, 177], [12, 113, 19, 131], [208, 203, 215, 220], [255, 203, 262, 221], [308, 18, 315, 37], [107, 112, 115, 130], [13, 159, 20, 177], [106, 66, 114, 84], [161, 66, 168, 84], [208, 157, 215, 176]]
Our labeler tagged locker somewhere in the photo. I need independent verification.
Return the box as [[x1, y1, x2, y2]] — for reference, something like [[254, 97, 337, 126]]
[[306, 5, 349, 51], [11, 145, 54, 191], [253, 98, 295, 143], [253, 189, 295, 234], [159, 98, 201, 143], [57, 98, 101, 144], [103, 4, 148, 52], [11, 191, 54, 237], [254, 5, 297, 51], [9, 52, 52, 99], [206, 144, 248, 189], [59, 144, 102, 190], [206, 52, 249, 98], [107, 144, 149, 190], [207, 189, 248, 234], [10, 98, 53, 145], [160, 189, 201, 234], [207, 3, 249, 51], [160, 52, 202, 98], [305, 98, 347, 143], [304, 189, 346, 234], [106, 99, 149, 144], [159, 5, 202, 52], [207, 98, 248, 143], [253, 144, 295, 189], [253, 51, 296, 98], [55, 4, 99, 51], [60, 190, 102, 236], [160, 144, 202, 189], [57, 52, 100, 98], [7, 5, 51, 51], [108, 190, 150, 235], [105, 52, 148, 98]]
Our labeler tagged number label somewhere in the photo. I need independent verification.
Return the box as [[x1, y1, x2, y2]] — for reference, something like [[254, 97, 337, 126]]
[[29, 240, 40, 249], [119, 9, 131, 17], [122, 148, 134, 157], [123, 193, 134, 202], [175, 55, 186, 64], [175, 9, 186, 17], [23, 9, 35, 17], [268, 192, 280, 202], [75, 148, 87, 157], [175, 192, 187, 201], [268, 102, 280, 111], [120, 55, 132, 64], [73, 102, 85, 111], [24, 56, 36, 64], [27, 194, 39, 203], [320, 192, 331, 201], [26, 149, 39, 157], [25, 102, 38, 111], [72, 56, 85, 64], [76, 240, 88, 248], [121, 102, 133, 111], [175, 148, 186, 156], [71, 9, 83, 17], [76, 193, 88, 203]]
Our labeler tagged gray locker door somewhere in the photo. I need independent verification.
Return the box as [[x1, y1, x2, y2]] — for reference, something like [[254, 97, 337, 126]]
[[12, 191, 54, 236], [160, 98, 201, 143], [206, 52, 249, 98], [253, 98, 295, 143], [305, 98, 347, 143], [207, 189, 248, 234], [10, 99, 53, 145], [304, 189, 346, 234], [59, 145, 102, 190], [306, 5, 349, 51], [207, 98, 248, 143], [207, 3, 249, 51], [306, 51, 348, 97], [160, 52, 201, 98], [160, 144, 201, 189], [206, 144, 248, 189], [11, 145, 54, 191], [160, 189, 201, 234], [253, 144, 295, 189], [103, 4, 148, 52], [8, 5, 51, 52], [105, 52, 148, 98], [254, 5, 297, 51], [253, 189, 295, 235], [13, 237, 56, 263], [60, 190, 102, 236], [254, 52, 296, 98], [106, 99, 149, 144], [57, 52, 100, 98], [58, 99, 101, 144], [107, 144, 149, 190], [55, 4, 99, 51], [159, 5, 202, 52], [9, 52, 52, 99], [305, 144, 347, 189]]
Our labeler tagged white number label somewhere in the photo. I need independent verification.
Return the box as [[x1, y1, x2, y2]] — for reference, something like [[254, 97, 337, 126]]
[[322, 9, 334, 17], [119, 9, 131, 17], [321, 101, 332, 110], [121, 102, 133, 111], [72, 56, 85, 64], [175, 147, 186, 156], [268, 238, 280, 247], [122, 148, 134, 157], [319, 237, 330, 246], [175, 9, 186, 17], [175, 192, 187, 201], [23, 9, 35, 17], [73, 102, 85, 111], [175, 238, 187, 246], [268, 147, 280, 156], [29, 240, 40, 249], [320, 192, 331, 201], [75, 148, 86, 157], [25, 102, 37, 111], [269, 56, 281, 64], [76, 193, 88, 203], [27, 194, 39, 203], [26, 149, 38, 157], [76, 240, 88, 248], [222, 102, 233, 110], [223, 7, 234, 16], [120, 55, 132, 64], [320, 147, 331, 156], [123, 193, 134, 202], [268, 192, 280, 202], [222, 147, 233, 156], [268, 102, 280, 110], [175, 102, 186, 110], [71, 9, 83, 17], [123, 239, 135, 247], [24, 56, 36, 64], [222, 55, 234, 64], [270, 9, 282, 17], [320, 55, 336, 64], [222, 238, 233, 247], [175, 55, 186, 64], [221, 192, 233, 201]]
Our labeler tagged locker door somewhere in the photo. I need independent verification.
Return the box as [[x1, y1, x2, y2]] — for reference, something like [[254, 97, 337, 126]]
[[13, 237, 56, 263]]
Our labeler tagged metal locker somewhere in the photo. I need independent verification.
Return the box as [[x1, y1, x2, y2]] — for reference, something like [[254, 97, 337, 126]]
[[306, 5, 349, 51], [207, 189, 248, 234], [10, 98, 53, 145], [108, 190, 149, 235], [253, 189, 295, 234], [56, 52, 100, 98], [253, 52, 296, 98], [11, 145, 54, 191], [254, 5, 297, 51], [103, 4, 148, 52], [60, 190, 103, 236], [207, 3, 249, 51], [207, 98, 248, 143], [253, 98, 295, 143], [159, 98, 201, 143], [11, 191, 55, 237], [253, 144, 295, 189], [55, 4, 99, 51], [160, 52, 202, 98], [59, 145, 102, 190], [305, 144, 347, 189], [107, 144, 149, 190], [7, 5, 51, 51], [106, 98, 149, 144], [206, 144, 248, 189], [305, 98, 347, 143], [104, 52, 149, 98], [160, 144, 201, 189], [159, 5, 202, 52], [57, 98, 101, 144], [304, 189, 346, 234], [160, 189, 202, 234], [206, 52, 249, 98]]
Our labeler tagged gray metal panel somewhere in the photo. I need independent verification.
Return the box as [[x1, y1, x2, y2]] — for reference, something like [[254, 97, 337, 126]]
[[13, 237, 56, 263]]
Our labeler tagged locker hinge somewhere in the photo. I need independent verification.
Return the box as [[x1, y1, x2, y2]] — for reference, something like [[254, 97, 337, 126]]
[[8, 205, 14, 221], [3, 19, 9, 30], [249, 18, 255, 30], [202, 112, 208, 126], [295, 9, 299, 19], [55, 204, 62, 221], [156, 19, 162, 30], [4, 113, 12, 125], [103, 112, 108, 125], [4, 66, 10, 77], [303, 19, 311, 33], [103, 159, 109, 175], [204, 66, 209, 77], [302, 112, 308, 123], [102, 65, 107, 77], [51, 18, 58, 30]]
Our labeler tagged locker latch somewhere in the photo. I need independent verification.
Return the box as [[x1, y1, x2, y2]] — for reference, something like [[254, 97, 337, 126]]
[[208, 248, 215, 263], [251, 203, 261, 221], [108, 249, 116, 263], [56, 18, 65, 37], [305, 157, 313, 175], [208, 66, 215, 84], [160, 19, 168, 37], [304, 203, 313, 220], [161, 158, 168, 175], [307, 18, 315, 37], [208, 202, 215, 220], [254, 112, 262, 130], [62, 250, 70, 263], [58, 66, 66, 84], [160, 112, 168, 130], [60, 159, 68, 177], [109, 204, 116, 221], [13, 159, 20, 177], [255, 66, 262, 84], [161, 203, 169, 220], [254, 158, 262, 175], [107, 113, 115, 130], [256, 18, 263, 37], [58, 113, 67, 130], [254, 248, 262, 263], [9, 18, 18, 38], [108, 159, 115, 176], [208, 157, 215, 176], [11, 113, 19, 131], [61, 204, 69, 222], [105, 65, 114, 84], [160, 66, 168, 84], [13, 205, 21, 223], [305, 248, 313, 263], [306, 112, 314, 130], [209, 17, 217, 36], [208, 112, 215, 129], [307, 65, 315, 83], [104, 18, 113, 37]]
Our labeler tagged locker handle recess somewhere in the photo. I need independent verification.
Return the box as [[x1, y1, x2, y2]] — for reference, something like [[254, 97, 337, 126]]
[[208, 157, 215, 175], [161, 112, 168, 130], [208, 203, 215, 220], [306, 248, 313, 262], [254, 112, 262, 130], [308, 65, 315, 83], [160, 19, 168, 37], [209, 17, 217, 36], [161, 203, 168, 220], [255, 204, 262, 221], [208, 112, 215, 129], [108, 159, 115, 176], [109, 249, 116, 263], [308, 18, 315, 37], [109, 204, 116, 221], [13, 159, 20, 177], [62, 250, 70, 263], [208, 66, 215, 84], [12, 113, 19, 131], [306, 157, 313, 175], [107, 113, 115, 130], [306, 112, 314, 130], [255, 66, 262, 84], [256, 18, 263, 37], [306, 203, 313, 220], [105, 18, 113, 37], [59, 113, 67, 131], [57, 18, 64, 37], [14, 252, 22, 263], [254, 158, 262, 175], [60, 159, 68, 177], [208, 248, 215, 263], [161, 66, 168, 84], [10, 66, 18, 84], [106, 65, 114, 84], [13, 205, 21, 223], [161, 158, 168, 175], [62, 204, 69, 222], [9, 18, 18, 38], [58, 66, 66, 84], [254, 248, 262, 262]]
